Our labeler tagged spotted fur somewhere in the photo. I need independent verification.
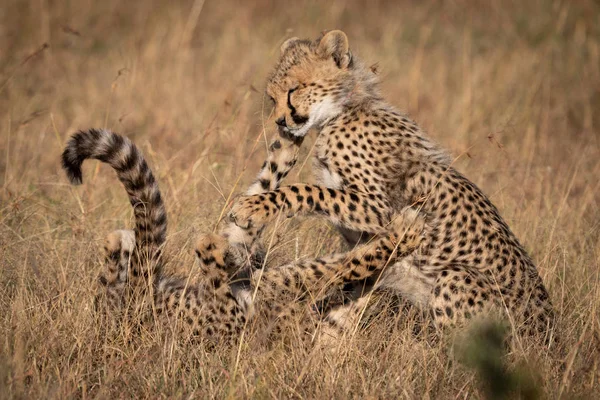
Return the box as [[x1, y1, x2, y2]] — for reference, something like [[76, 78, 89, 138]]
[[63, 130, 425, 343], [229, 30, 556, 344]]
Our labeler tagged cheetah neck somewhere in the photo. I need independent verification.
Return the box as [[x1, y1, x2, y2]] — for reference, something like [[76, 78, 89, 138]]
[[320, 96, 450, 167], [337, 56, 384, 110]]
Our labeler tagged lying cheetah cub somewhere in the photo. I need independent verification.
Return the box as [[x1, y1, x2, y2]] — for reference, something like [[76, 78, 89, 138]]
[[229, 30, 556, 344], [62, 129, 425, 343]]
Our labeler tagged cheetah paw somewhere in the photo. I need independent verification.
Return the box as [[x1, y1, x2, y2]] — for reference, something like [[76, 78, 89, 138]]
[[228, 196, 272, 229], [195, 233, 229, 264], [104, 229, 135, 254]]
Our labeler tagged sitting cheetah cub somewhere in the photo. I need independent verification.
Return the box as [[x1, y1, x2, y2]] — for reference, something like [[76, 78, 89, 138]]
[[229, 30, 556, 344], [62, 129, 425, 343]]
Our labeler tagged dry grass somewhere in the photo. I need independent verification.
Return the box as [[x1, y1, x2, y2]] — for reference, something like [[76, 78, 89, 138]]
[[1, 0, 599, 398]]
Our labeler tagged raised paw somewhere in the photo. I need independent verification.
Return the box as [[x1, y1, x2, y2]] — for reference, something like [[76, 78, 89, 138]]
[[195, 233, 229, 263], [228, 195, 273, 230], [100, 229, 135, 286], [104, 229, 135, 255], [195, 232, 253, 276]]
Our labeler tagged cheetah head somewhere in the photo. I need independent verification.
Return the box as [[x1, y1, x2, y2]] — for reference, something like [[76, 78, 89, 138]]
[[266, 30, 374, 139]]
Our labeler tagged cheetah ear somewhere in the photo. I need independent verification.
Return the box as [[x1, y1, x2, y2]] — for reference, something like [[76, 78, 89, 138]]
[[317, 30, 351, 69], [280, 37, 299, 54]]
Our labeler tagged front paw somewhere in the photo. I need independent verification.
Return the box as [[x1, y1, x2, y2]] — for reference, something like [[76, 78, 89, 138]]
[[228, 196, 270, 229]]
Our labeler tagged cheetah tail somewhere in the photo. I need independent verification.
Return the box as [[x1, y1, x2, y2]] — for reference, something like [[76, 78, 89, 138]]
[[61, 129, 167, 267]]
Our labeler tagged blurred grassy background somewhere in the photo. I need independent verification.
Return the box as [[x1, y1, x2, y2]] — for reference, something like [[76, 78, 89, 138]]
[[1, 0, 599, 398]]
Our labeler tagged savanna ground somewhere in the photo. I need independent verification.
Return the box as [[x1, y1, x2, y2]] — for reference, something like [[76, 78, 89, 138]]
[[1, 0, 599, 398]]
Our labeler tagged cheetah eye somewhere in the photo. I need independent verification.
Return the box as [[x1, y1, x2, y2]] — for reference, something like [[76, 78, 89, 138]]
[[268, 95, 275, 105]]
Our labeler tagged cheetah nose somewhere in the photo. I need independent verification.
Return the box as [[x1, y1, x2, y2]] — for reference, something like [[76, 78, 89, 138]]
[[275, 117, 287, 128]]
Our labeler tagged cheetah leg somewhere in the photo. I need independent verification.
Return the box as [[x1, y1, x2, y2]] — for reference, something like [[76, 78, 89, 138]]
[[98, 229, 135, 310], [223, 139, 300, 251], [245, 139, 300, 196], [332, 260, 501, 336], [254, 208, 425, 314], [318, 263, 500, 343], [375, 262, 499, 330], [377, 262, 554, 340], [429, 266, 556, 342], [229, 185, 393, 239], [317, 257, 433, 345], [426, 265, 500, 330], [185, 208, 423, 345]]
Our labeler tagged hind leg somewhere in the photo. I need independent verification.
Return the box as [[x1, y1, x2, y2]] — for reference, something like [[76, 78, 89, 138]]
[[274, 208, 427, 345], [431, 268, 555, 344], [356, 261, 501, 338], [428, 265, 500, 330], [98, 229, 135, 310]]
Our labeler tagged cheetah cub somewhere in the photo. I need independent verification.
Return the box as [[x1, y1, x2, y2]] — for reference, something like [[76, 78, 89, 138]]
[[229, 30, 556, 344], [62, 129, 425, 343]]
